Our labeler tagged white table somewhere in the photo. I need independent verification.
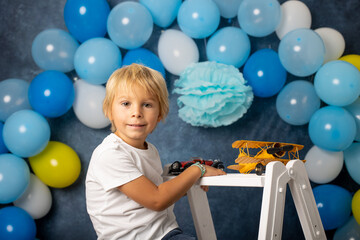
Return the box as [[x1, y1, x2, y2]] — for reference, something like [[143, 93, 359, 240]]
[[163, 160, 326, 240]]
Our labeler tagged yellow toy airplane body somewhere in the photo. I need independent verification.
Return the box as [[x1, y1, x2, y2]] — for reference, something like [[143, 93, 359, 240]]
[[228, 140, 305, 175]]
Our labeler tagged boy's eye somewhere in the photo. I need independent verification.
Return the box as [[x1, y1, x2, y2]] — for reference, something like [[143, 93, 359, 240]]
[[121, 102, 130, 107], [143, 103, 152, 108]]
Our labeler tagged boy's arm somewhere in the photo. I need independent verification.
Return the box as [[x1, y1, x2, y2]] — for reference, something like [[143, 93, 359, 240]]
[[118, 165, 225, 212]]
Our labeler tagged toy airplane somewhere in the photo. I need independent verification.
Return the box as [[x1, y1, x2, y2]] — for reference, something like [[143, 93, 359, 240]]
[[227, 140, 305, 175]]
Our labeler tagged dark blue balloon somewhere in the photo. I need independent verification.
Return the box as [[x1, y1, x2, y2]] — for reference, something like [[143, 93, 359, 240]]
[[243, 48, 287, 98], [122, 48, 166, 78], [0, 206, 36, 240], [64, 0, 110, 43], [28, 70, 75, 118], [0, 122, 9, 154], [313, 184, 352, 230]]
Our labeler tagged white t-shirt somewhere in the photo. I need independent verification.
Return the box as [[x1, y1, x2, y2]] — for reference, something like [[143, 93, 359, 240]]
[[85, 133, 178, 240]]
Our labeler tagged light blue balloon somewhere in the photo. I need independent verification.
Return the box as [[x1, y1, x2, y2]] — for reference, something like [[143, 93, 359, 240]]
[[344, 143, 360, 185], [315, 60, 360, 107], [74, 38, 122, 85], [334, 216, 360, 240], [206, 27, 250, 68], [0, 79, 32, 122], [177, 0, 220, 39], [276, 80, 320, 125], [107, 1, 153, 49], [308, 106, 356, 151], [313, 184, 352, 230], [0, 154, 30, 204], [237, 0, 281, 37], [140, 0, 181, 28], [279, 28, 325, 77], [0, 122, 9, 154], [3, 110, 50, 158], [345, 98, 360, 141], [213, 0, 243, 19], [31, 29, 79, 72]]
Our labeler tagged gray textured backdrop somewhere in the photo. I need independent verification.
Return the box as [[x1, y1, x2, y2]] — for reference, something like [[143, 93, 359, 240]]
[[1, 0, 360, 239]]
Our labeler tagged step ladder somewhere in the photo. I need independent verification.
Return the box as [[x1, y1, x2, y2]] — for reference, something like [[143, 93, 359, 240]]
[[163, 160, 326, 240]]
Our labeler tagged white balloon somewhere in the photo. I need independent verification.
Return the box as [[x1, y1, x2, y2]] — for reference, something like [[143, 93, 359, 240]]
[[276, 0, 312, 39], [315, 27, 345, 64], [305, 145, 344, 184], [158, 29, 199, 76], [73, 80, 110, 129], [14, 174, 52, 219], [213, 0, 243, 19]]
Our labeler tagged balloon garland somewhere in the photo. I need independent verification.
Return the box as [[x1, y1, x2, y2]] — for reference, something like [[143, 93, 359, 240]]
[[0, 0, 360, 239]]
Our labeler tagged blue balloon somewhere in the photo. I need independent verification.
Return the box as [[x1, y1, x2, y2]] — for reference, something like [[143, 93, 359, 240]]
[[0, 79, 31, 122], [74, 38, 122, 85], [0, 206, 36, 240], [237, 0, 281, 37], [276, 80, 320, 125], [315, 60, 360, 106], [344, 143, 360, 185], [3, 110, 50, 157], [107, 1, 153, 49], [334, 216, 360, 240], [313, 184, 352, 230], [140, 0, 181, 28], [206, 27, 251, 68], [345, 98, 360, 141], [122, 48, 165, 78], [31, 28, 79, 72], [28, 70, 75, 118], [64, 0, 110, 43], [0, 154, 30, 204], [279, 28, 325, 77], [243, 48, 286, 97], [0, 122, 9, 154], [308, 106, 356, 151], [213, 0, 242, 19], [177, 0, 220, 39]]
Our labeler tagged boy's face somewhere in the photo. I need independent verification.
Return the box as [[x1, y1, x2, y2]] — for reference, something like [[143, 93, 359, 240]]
[[110, 84, 161, 149]]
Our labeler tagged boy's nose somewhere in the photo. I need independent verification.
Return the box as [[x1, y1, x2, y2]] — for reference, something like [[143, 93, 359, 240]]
[[131, 106, 143, 118]]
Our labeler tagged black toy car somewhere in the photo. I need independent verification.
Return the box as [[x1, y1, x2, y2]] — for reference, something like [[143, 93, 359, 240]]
[[168, 157, 224, 175]]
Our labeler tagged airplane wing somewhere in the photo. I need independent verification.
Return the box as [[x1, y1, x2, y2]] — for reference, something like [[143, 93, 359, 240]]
[[232, 140, 304, 152]]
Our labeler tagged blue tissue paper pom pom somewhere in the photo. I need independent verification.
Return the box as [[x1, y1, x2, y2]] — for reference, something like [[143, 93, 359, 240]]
[[173, 61, 253, 127]]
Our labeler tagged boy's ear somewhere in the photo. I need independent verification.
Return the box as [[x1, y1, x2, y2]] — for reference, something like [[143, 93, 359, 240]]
[[157, 115, 162, 122]]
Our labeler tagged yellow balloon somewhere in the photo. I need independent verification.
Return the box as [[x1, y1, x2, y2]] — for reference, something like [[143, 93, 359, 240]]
[[339, 54, 360, 72], [29, 141, 81, 188], [353, 189, 360, 225]]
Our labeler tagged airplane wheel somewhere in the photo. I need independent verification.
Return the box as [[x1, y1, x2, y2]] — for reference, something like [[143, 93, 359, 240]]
[[255, 163, 264, 176]]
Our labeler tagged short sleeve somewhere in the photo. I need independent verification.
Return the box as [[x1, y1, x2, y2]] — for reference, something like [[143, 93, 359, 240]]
[[92, 149, 143, 191]]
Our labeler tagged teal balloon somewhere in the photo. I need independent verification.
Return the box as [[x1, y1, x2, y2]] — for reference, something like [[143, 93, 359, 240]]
[[237, 0, 281, 37], [279, 28, 325, 77], [0, 206, 36, 240], [74, 38, 122, 85], [64, 0, 110, 43], [28, 70, 75, 118], [31, 28, 79, 72], [107, 1, 153, 49], [243, 48, 286, 97], [344, 143, 360, 185], [140, 0, 181, 28], [206, 27, 250, 68], [276, 80, 320, 125], [213, 0, 242, 19], [345, 98, 360, 141], [0, 154, 30, 204], [313, 184, 352, 230], [315, 60, 360, 106], [177, 0, 220, 39], [334, 216, 360, 240], [0, 79, 31, 122], [308, 106, 356, 151], [3, 110, 50, 158]]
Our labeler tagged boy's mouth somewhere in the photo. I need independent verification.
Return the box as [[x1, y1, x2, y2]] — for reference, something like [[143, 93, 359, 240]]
[[128, 124, 146, 128]]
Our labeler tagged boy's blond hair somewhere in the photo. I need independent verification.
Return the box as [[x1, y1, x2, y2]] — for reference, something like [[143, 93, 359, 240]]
[[103, 64, 169, 132]]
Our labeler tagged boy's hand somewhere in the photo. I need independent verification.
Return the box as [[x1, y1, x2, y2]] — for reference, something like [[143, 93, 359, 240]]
[[203, 165, 226, 177]]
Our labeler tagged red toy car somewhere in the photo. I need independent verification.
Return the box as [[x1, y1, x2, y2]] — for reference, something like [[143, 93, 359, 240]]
[[168, 157, 224, 175]]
